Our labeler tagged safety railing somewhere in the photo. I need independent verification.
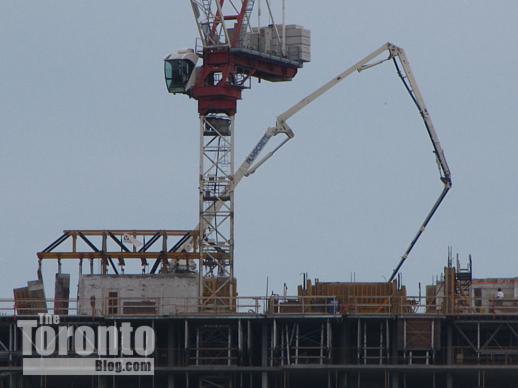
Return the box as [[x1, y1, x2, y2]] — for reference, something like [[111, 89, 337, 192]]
[[336, 295, 518, 316], [3, 296, 518, 317], [0, 296, 340, 317]]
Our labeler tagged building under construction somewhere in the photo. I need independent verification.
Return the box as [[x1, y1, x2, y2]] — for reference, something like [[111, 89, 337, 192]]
[[2, 1, 517, 388], [2, 233, 517, 388]]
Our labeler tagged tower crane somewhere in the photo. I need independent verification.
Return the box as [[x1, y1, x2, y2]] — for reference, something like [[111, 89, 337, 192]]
[[163, 0, 310, 306]]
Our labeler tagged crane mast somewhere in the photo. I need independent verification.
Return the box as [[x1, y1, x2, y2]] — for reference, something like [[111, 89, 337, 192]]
[[165, 0, 308, 307]]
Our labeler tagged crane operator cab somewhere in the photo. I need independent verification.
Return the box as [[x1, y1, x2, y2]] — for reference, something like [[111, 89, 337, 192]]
[[164, 49, 199, 94]]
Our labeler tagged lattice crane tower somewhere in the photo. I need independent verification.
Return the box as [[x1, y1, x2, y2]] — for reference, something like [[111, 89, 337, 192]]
[[164, 0, 310, 305]]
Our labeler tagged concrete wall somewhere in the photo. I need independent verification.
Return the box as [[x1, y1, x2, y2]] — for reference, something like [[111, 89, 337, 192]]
[[77, 273, 199, 316]]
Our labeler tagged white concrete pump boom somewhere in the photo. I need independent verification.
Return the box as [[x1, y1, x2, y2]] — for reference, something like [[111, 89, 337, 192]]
[[242, 42, 452, 281], [387, 45, 452, 281], [172, 42, 451, 282]]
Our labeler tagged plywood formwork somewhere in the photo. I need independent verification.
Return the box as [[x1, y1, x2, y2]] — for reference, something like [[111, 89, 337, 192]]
[[202, 277, 237, 312], [397, 318, 441, 350], [298, 280, 407, 314], [13, 279, 47, 315], [54, 273, 70, 315]]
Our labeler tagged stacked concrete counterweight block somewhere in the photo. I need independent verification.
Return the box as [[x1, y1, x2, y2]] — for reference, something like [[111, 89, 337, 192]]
[[239, 24, 311, 64]]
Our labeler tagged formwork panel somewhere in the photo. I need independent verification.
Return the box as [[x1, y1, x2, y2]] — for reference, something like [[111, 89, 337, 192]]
[[397, 318, 441, 350]]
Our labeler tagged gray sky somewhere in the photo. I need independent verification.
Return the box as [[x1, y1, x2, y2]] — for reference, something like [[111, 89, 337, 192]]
[[0, 0, 517, 299]]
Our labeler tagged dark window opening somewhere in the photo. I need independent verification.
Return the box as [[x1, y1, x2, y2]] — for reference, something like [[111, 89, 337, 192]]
[[108, 291, 118, 315], [165, 59, 195, 93]]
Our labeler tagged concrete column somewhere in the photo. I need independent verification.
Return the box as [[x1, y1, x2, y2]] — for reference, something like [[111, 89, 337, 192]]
[[9, 373, 16, 388], [238, 320, 243, 365], [21, 375, 30, 388], [247, 320, 252, 365], [261, 322, 268, 388], [390, 319, 399, 388], [168, 321, 176, 388], [391, 373, 399, 388], [446, 323, 453, 388], [447, 374, 453, 388], [261, 371, 268, 386], [98, 376, 108, 388], [339, 373, 349, 388], [338, 320, 349, 388]]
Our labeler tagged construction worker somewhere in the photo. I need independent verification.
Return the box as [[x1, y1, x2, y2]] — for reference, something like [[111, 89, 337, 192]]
[[496, 288, 505, 310]]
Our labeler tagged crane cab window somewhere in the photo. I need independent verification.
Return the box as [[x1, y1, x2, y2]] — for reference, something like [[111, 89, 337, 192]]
[[165, 59, 195, 94]]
